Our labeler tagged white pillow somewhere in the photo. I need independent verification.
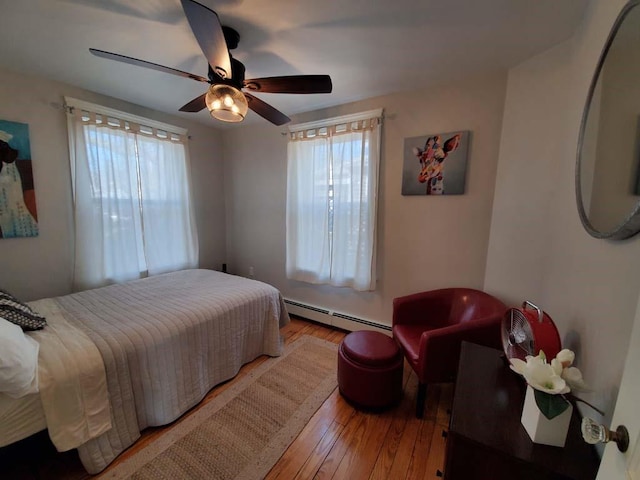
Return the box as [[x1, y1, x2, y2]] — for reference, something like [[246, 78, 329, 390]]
[[0, 316, 39, 398]]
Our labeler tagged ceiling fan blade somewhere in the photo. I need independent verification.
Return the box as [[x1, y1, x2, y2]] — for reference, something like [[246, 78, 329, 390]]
[[179, 93, 207, 113], [180, 0, 231, 80], [244, 75, 332, 94], [244, 93, 291, 126], [89, 48, 209, 83]]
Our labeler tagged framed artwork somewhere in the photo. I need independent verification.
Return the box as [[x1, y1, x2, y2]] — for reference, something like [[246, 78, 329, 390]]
[[402, 130, 470, 195], [0, 119, 38, 238]]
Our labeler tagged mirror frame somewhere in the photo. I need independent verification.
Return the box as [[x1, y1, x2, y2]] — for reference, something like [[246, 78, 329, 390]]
[[576, 0, 640, 240]]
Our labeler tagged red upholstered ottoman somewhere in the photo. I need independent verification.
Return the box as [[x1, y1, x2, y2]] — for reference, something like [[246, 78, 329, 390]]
[[337, 330, 403, 409]]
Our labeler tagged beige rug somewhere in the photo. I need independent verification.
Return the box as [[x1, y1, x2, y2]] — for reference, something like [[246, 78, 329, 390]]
[[100, 335, 338, 480]]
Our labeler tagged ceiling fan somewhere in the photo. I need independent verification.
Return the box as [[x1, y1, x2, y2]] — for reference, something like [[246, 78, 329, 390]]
[[89, 0, 332, 126]]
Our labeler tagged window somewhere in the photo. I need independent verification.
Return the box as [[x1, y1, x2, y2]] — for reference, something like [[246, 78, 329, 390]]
[[286, 109, 382, 291], [66, 98, 198, 290]]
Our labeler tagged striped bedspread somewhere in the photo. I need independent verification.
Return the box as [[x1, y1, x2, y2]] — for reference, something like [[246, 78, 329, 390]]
[[55, 269, 289, 474]]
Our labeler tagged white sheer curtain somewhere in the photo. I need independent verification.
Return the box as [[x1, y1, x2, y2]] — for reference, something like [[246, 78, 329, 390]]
[[286, 109, 382, 291], [135, 134, 198, 276], [66, 99, 198, 291], [286, 138, 331, 284]]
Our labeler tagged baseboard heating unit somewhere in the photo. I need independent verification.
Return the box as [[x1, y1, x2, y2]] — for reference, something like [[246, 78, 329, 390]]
[[283, 299, 391, 334]]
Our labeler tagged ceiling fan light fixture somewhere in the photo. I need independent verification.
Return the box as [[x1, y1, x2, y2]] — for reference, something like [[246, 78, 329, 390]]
[[205, 84, 248, 123]]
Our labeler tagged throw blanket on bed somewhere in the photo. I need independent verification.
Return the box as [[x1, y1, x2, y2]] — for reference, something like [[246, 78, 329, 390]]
[[54, 269, 289, 474], [27, 299, 112, 451]]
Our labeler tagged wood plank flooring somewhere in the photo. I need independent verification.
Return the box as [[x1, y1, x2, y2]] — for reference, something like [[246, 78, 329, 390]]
[[1, 317, 452, 479]]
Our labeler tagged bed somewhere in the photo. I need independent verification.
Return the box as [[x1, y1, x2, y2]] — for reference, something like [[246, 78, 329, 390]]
[[0, 269, 289, 474]]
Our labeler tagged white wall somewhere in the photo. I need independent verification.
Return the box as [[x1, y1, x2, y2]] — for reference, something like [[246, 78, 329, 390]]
[[485, 0, 640, 427], [223, 71, 507, 325], [0, 68, 227, 301]]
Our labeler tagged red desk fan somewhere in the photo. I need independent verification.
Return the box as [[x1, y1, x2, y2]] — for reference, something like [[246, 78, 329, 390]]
[[501, 301, 562, 361]]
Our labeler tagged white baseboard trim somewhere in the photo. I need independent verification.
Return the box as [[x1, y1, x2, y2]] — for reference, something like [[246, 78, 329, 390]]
[[283, 298, 391, 336]]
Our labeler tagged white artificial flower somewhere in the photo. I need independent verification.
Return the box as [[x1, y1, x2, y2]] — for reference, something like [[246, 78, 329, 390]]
[[509, 358, 528, 376], [562, 366, 588, 392], [525, 361, 570, 395], [551, 358, 563, 376], [556, 349, 575, 368], [509, 352, 545, 374], [510, 354, 570, 395], [510, 347, 597, 417]]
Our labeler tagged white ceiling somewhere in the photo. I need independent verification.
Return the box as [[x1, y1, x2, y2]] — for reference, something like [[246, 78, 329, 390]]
[[0, 0, 588, 128]]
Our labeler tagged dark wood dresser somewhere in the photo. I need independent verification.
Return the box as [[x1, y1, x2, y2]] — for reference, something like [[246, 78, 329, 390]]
[[444, 342, 600, 480]]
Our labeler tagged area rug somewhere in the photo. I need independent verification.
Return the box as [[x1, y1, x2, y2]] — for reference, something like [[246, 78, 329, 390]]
[[100, 335, 338, 480]]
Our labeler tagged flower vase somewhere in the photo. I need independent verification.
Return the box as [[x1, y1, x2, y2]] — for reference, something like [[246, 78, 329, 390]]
[[521, 386, 572, 447]]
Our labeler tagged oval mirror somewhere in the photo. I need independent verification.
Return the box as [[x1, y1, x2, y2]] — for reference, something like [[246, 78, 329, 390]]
[[577, 0, 640, 239]]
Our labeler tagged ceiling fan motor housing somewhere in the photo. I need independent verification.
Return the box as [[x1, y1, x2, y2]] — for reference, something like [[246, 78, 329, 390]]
[[501, 301, 562, 362], [208, 57, 245, 88]]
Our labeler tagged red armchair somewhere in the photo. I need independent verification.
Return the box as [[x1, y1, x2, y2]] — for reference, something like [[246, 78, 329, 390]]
[[392, 288, 507, 418]]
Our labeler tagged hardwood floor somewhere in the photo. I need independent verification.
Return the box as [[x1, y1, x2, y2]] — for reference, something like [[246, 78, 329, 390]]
[[2, 317, 452, 479]]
